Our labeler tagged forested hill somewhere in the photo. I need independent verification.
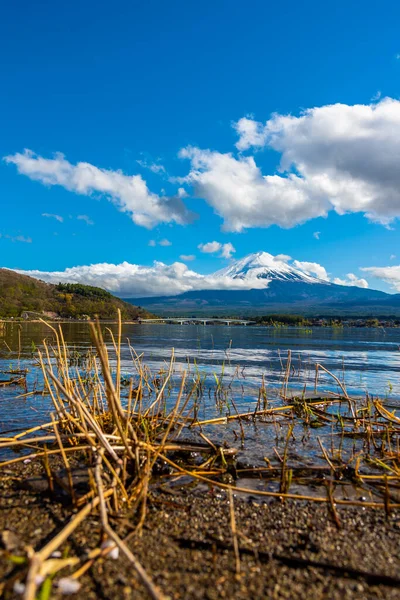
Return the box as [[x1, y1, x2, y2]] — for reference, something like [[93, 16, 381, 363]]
[[0, 269, 152, 320]]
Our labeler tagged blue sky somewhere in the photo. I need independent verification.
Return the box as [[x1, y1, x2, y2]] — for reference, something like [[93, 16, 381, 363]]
[[2, 0, 400, 296]]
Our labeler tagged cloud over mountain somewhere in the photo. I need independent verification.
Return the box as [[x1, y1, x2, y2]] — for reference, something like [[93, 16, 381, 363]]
[[18, 260, 267, 297], [17, 251, 371, 297], [361, 265, 400, 291], [333, 273, 369, 288], [292, 260, 330, 281]]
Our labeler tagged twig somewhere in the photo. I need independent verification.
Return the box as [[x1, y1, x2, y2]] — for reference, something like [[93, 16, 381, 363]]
[[228, 487, 240, 576]]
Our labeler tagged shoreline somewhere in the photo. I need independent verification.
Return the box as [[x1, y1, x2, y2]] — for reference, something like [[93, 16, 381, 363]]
[[1, 318, 400, 328]]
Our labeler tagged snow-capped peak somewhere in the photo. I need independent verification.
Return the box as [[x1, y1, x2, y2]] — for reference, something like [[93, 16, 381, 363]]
[[214, 252, 328, 285]]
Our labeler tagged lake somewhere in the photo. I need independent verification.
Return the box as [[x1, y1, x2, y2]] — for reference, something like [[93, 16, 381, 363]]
[[1, 322, 399, 481]]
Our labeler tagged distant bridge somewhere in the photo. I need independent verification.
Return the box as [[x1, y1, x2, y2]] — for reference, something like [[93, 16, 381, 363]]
[[139, 317, 256, 326]]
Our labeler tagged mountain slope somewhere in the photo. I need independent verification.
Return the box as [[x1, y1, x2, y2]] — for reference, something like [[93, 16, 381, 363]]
[[0, 269, 152, 320], [130, 284, 393, 316], [128, 252, 397, 317]]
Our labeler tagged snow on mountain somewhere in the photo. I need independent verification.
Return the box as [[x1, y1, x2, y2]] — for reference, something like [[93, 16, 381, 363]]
[[214, 252, 328, 285]]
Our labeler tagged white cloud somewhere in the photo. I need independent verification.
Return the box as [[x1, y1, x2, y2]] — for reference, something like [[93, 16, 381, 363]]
[[180, 147, 330, 232], [148, 164, 165, 174], [361, 265, 400, 291], [177, 187, 188, 198], [42, 213, 63, 222], [180, 98, 400, 231], [198, 241, 221, 254], [77, 214, 94, 225], [220, 242, 235, 259], [5, 150, 194, 229], [179, 254, 196, 261], [15, 235, 32, 243], [371, 91, 381, 102], [149, 239, 172, 247], [137, 159, 166, 174], [333, 273, 369, 288], [0, 234, 32, 243], [292, 260, 330, 281], [17, 261, 267, 298], [390, 254, 396, 260], [313, 231, 320, 240], [198, 241, 236, 259], [233, 117, 268, 151]]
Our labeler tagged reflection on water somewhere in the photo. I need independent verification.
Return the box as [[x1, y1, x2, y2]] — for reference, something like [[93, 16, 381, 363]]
[[0, 322, 399, 469]]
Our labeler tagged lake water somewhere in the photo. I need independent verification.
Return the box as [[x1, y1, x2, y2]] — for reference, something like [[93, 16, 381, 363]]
[[1, 322, 399, 481]]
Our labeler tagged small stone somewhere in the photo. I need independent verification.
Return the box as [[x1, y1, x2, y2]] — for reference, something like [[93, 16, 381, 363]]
[[101, 539, 119, 559], [58, 577, 81, 595], [13, 581, 25, 594], [1, 529, 21, 551]]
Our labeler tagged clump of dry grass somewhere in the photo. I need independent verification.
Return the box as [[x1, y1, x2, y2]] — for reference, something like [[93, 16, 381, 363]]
[[0, 313, 239, 599]]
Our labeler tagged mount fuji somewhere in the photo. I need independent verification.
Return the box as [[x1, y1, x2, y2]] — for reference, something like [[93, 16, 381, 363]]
[[129, 252, 399, 317], [214, 252, 326, 285]]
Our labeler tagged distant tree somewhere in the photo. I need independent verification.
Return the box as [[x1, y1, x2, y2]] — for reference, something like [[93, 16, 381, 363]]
[[55, 283, 112, 299]]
